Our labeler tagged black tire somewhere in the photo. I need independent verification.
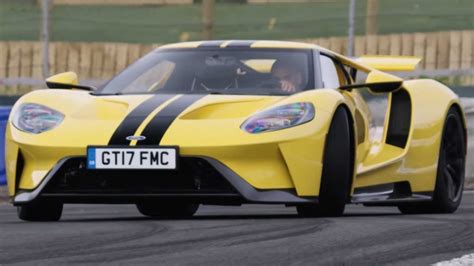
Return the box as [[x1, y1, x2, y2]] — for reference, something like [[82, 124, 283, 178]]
[[136, 201, 199, 219], [297, 107, 353, 217], [398, 107, 466, 214], [17, 199, 63, 221]]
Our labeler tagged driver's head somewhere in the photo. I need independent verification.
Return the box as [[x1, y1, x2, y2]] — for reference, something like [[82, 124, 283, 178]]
[[271, 60, 304, 92]]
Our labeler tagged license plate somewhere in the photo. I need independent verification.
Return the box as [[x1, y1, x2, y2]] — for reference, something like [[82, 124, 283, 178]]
[[87, 147, 177, 170]]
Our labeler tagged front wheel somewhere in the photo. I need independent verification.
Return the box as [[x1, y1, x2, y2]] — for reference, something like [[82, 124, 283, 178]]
[[297, 107, 353, 217], [17, 199, 63, 221], [398, 107, 466, 214], [136, 201, 199, 219]]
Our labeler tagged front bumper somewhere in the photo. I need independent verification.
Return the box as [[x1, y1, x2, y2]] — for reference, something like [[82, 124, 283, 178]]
[[13, 156, 317, 205]]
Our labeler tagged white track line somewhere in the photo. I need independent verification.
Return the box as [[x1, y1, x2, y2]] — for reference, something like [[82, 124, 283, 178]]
[[432, 253, 474, 266]]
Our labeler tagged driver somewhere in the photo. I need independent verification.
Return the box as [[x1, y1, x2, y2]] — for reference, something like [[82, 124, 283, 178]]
[[271, 60, 304, 93]]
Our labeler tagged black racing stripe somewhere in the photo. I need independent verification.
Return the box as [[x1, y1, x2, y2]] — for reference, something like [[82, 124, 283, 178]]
[[108, 94, 175, 145], [198, 40, 226, 48], [138, 94, 207, 145], [226, 40, 256, 48]]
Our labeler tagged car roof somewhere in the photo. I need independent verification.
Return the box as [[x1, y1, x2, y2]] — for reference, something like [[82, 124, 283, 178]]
[[156, 40, 374, 73], [158, 40, 321, 50]]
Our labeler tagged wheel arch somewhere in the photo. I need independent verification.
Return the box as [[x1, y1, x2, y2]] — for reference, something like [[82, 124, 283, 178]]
[[340, 104, 357, 198], [449, 102, 468, 156], [395, 79, 467, 193], [299, 103, 355, 216], [324, 103, 356, 199]]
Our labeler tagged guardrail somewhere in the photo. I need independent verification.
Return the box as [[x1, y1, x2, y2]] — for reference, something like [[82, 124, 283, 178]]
[[0, 107, 12, 186]]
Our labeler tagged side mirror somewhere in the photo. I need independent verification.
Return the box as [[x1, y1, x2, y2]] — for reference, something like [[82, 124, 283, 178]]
[[339, 70, 403, 93], [46, 72, 96, 91]]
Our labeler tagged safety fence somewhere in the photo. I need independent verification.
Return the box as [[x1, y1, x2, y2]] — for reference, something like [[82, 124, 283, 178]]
[[0, 30, 473, 95], [49, 0, 193, 5], [48, 0, 332, 5]]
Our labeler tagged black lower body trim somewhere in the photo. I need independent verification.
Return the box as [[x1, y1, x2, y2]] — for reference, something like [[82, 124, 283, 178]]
[[203, 157, 316, 204], [352, 181, 433, 206], [13, 156, 317, 205], [40, 193, 242, 205]]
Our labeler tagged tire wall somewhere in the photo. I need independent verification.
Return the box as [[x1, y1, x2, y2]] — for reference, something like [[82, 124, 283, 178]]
[[460, 98, 474, 189]]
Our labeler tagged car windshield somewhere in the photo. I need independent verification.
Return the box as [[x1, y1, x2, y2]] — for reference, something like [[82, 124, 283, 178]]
[[98, 49, 314, 95]]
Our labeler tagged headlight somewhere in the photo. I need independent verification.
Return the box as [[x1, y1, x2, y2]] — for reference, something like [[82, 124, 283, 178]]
[[241, 102, 315, 134], [12, 103, 64, 134]]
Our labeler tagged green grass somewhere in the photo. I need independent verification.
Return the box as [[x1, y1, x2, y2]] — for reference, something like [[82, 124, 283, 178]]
[[1, 0, 473, 43]]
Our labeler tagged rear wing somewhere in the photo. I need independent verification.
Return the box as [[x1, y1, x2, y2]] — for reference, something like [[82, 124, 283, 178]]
[[356, 56, 422, 72]]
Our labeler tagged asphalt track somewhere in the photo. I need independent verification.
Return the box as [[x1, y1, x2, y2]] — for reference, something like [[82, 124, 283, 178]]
[[0, 193, 473, 265]]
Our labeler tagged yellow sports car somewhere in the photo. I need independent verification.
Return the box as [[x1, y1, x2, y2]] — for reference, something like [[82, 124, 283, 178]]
[[6, 40, 467, 221]]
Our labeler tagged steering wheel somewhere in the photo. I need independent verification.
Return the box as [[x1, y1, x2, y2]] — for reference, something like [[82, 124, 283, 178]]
[[256, 77, 281, 89]]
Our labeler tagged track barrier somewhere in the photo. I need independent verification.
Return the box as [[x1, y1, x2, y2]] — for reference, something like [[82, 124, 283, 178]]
[[0, 107, 11, 185]]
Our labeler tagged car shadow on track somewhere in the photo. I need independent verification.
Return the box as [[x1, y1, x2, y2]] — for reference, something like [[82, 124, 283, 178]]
[[57, 212, 402, 223], [59, 214, 298, 222]]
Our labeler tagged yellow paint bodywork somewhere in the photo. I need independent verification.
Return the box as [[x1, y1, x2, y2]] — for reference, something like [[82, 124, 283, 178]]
[[352, 80, 464, 193], [6, 88, 344, 197], [356, 56, 422, 72], [6, 40, 466, 202], [6, 90, 149, 196], [46, 72, 79, 85]]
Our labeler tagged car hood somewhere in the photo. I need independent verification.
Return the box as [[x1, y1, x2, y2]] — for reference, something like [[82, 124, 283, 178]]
[[11, 90, 288, 146]]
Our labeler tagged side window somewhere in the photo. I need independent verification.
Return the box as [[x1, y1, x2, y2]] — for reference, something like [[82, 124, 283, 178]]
[[354, 69, 369, 84], [340, 65, 354, 85], [320, 55, 340, 88]]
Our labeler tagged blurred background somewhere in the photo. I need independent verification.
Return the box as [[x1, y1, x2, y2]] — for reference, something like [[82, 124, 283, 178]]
[[0, 0, 473, 189]]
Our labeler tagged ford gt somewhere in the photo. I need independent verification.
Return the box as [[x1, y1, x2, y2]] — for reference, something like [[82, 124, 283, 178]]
[[6, 40, 467, 221]]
